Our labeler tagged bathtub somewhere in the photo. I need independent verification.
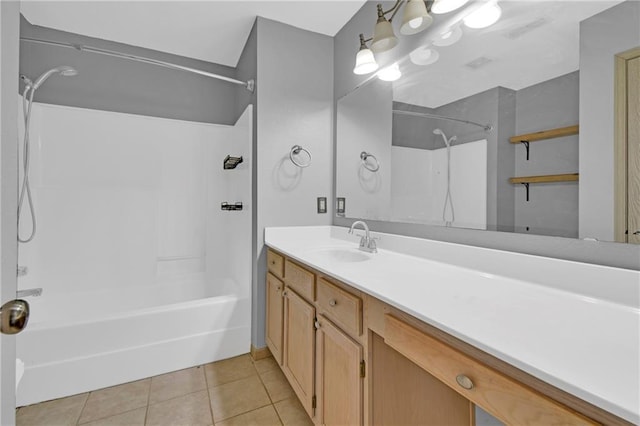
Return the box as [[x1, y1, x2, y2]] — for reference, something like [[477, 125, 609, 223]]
[[16, 275, 250, 407]]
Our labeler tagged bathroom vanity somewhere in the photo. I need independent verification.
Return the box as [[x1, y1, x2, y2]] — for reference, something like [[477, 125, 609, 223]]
[[264, 226, 639, 426]]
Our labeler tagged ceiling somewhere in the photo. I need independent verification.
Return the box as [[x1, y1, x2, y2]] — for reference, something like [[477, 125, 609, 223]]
[[393, 1, 625, 108], [20, 1, 367, 67]]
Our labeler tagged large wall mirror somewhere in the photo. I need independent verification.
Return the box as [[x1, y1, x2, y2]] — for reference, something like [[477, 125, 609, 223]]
[[336, 0, 640, 242]]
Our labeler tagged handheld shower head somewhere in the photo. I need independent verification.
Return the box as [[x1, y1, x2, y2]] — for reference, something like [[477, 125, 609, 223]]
[[433, 128, 456, 147], [31, 66, 78, 90]]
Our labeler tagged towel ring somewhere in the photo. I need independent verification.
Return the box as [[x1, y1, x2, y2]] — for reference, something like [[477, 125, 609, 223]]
[[360, 151, 380, 172], [290, 145, 312, 168]]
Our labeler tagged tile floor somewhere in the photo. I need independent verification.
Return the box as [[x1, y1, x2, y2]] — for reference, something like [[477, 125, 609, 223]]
[[16, 355, 313, 426]]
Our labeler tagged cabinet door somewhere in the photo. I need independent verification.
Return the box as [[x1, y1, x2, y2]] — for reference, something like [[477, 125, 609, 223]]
[[316, 315, 363, 426], [283, 288, 316, 418], [266, 273, 284, 365]]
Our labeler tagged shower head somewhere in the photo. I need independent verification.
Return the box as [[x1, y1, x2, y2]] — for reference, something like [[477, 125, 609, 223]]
[[433, 128, 457, 147], [31, 66, 78, 90]]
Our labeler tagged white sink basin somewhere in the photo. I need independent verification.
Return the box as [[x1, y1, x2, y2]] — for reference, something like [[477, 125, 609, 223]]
[[309, 247, 373, 263]]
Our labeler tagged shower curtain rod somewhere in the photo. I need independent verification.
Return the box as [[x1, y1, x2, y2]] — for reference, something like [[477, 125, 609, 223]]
[[393, 109, 493, 132], [20, 37, 255, 92]]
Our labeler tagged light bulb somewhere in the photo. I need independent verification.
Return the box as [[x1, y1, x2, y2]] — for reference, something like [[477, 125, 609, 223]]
[[431, 0, 469, 14], [464, 2, 502, 29]]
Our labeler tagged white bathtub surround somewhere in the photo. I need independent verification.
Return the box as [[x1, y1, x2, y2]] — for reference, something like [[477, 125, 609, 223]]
[[16, 103, 252, 406], [390, 140, 487, 228], [265, 226, 640, 424]]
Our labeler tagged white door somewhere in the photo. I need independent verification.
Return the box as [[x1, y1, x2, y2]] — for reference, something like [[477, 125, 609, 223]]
[[0, 1, 21, 424]]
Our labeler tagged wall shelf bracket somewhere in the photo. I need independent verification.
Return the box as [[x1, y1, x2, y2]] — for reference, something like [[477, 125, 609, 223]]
[[522, 182, 530, 202], [520, 140, 530, 161]]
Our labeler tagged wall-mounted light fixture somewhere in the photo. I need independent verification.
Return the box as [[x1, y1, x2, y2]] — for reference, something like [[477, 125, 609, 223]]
[[353, 34, 379, 75], [353, 0, 503, 77], [354, 0, 433, 74]]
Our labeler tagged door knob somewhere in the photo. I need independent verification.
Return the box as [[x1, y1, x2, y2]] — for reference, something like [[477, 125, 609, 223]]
[[0, 299, 30, 334]]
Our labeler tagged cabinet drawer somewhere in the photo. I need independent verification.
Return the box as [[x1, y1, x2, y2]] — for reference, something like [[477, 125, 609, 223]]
[[284, 259, 315, 302], [317, 278, 362, 336], [267, 249, 284, 278], [384, 315, 596, 426]]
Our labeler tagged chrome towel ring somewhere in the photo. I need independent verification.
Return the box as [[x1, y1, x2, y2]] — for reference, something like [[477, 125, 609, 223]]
[[360, 151, 380, 172], [290, 145, 312, 168]]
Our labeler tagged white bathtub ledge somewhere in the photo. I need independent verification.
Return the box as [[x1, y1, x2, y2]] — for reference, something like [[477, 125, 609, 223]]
[[264, 225, 640, 424]]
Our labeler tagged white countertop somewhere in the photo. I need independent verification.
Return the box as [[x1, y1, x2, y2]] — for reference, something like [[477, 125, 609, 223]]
[[264, 226, 640, 424]]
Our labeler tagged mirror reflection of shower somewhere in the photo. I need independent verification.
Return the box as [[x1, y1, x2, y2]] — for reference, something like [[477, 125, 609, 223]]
[[433, 128, 457, 226], [18, 66, 78, 243]]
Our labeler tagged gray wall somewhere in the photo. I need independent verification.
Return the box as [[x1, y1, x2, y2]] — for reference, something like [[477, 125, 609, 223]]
[[0, 2, 20, 423], [20, 16, 242, 125], [515, 71, 579, 238], [390, 88, 517, 232], [580, 0, 640, 240], [234, 22, 260, 348], [254, 18, 334, 348], [333, 1, 640, 270]]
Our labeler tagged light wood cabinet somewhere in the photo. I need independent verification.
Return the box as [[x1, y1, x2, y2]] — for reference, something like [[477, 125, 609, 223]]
[[265, 272, 284, 365], [264, 249, 614, 426], [282, 287, 316, 418], [384, 314, 596, 426], [316, 314, 363, 426]]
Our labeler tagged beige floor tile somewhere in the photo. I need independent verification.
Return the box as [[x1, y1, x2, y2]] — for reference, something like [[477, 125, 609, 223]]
[[81, 407, 146, 426], [146, 390, 213, 426], [149, 366, 206, 404], [253, 357, 279, 375], [17, 393, 88, 426], [204, 354, 257, 387], [273, 398, 313, 426], [214, 405, 281, 426], [78, 379, 150, 424], [259, 368, 295, 403], [209, 375, 271, 422]]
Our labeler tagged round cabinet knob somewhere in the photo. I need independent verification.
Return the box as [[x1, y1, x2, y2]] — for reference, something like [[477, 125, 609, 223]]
[[456, 374, 474, 390], [329, 299, 337, 307], [276, 285, 281, 291]]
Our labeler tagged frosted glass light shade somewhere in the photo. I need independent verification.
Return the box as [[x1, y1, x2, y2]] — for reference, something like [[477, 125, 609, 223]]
[[400, 0, 433, 35], [464, 2, 502, 28], [371, 19, 398, 53], [378, 63, 402, 81], [431, 0, 469, 14], [433, 25, 463, 46], [353, 48, 379, 75]]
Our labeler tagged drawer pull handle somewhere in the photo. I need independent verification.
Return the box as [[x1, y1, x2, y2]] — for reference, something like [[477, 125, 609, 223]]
[[329, 299, 338, 307], [456, 374, 474, 390]]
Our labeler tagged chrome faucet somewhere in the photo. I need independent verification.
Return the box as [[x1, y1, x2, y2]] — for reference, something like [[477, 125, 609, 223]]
[[348, 221, 377, 253]]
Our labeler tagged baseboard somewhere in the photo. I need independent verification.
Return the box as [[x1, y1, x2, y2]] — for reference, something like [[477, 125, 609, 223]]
[[250, 344, 272, 361]]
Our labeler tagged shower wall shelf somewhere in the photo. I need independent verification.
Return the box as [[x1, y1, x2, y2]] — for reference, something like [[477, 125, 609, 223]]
[[223, 155, 243, 170], [221, 202, 243, 211], [509, 173, 579, 202], [510, 125, 579, 161]]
